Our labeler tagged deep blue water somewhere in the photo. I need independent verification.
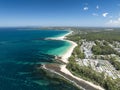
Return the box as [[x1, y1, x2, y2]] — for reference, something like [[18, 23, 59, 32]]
[[0, 28, 78, 90]]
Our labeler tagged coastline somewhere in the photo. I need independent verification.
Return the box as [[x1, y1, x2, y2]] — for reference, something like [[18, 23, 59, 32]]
[[42, 30, 104, 90], [45, 30, 72, 40], [60, 39, 77, 63], [46, 30, 77, 63]]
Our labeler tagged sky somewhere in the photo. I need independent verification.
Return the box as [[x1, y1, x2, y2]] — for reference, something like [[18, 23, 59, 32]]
[[0, 0, 120, 27]]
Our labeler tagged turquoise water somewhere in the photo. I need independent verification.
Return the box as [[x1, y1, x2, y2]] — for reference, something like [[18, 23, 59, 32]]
[[47, 40, 71, 56], [0, 28, 78, 90]]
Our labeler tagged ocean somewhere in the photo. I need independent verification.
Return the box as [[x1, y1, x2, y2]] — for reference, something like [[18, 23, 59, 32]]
[[0, 28, 79, 90]]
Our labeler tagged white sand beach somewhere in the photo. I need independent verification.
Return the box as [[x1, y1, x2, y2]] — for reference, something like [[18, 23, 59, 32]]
[[46, 30, 77, 63], [44, 30, 105, 90], [60, 40, 77, 63], [59, 31, 105, 90], [59, 31, 104, 90], [60, 65, 104, 90], [45, 30, 73, 40]]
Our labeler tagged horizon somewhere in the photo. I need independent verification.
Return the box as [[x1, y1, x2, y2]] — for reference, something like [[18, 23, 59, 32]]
[[0, 0, 120, 27], [1, 26, 120, 28]]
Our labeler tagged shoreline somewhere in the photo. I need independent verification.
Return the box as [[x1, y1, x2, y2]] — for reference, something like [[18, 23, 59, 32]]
[[60, 39, 77, 63], [45, 30, 72, 40], [42, 30, 104, 90], [46, 30, 77, 63]]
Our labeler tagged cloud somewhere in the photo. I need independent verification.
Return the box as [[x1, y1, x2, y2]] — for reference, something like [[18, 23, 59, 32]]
[[106, 18, 120, 26], [83, 7, 88, 11], [92, 13, 99, 16], [96, 5, 99, 9], [102, 13, 109, 17]]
